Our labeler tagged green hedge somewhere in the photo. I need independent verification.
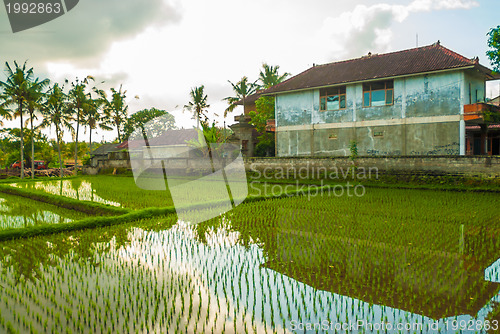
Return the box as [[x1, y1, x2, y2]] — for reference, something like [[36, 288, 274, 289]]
[[0, 207, 177, 242]]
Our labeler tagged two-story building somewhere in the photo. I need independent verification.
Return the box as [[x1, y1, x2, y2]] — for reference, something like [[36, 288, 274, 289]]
[[263, 42, 500, 157]]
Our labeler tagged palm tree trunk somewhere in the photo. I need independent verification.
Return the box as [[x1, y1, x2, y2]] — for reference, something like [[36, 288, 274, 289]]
[[74, 109, 79, 172], [116, 121, 121, 142], [196, 106, 200, 130], [142, 127, 154, 163], [30, 110, 34, 179], [57, 128, 63, 178], [89, 126, 93, 157], [19, 101, 24, 179]]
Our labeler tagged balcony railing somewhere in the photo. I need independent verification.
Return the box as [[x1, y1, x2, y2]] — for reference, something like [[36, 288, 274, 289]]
[[464, 103, 500, 124]]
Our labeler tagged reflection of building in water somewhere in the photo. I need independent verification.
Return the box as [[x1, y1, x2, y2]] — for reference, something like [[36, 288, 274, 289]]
[[262, 209, 500, 320]]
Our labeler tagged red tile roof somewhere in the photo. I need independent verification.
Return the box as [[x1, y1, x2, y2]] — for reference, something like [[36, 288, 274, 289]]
[[264, 42, 497, 94]]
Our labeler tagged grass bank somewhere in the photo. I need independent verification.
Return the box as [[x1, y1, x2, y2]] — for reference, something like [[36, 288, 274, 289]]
[[0, 184, 130, 216], [0, 206, 176, 242]]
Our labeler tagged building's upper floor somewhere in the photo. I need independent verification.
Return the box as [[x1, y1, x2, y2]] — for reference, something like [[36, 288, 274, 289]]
[[262, 42, 499, 127]]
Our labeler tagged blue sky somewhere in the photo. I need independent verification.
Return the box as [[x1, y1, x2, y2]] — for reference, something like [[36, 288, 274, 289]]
[[0, 0, 499, 139]]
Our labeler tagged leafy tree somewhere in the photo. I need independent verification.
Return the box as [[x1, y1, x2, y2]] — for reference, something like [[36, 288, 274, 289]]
[[39, 83, 73, 177], [249, 96, 274, 134], [97, 85, 129, 143], [249, 96, 275, 156], [222, 77, 258, 117], [0, 129, 21, 167], [0, 61, 34, 178], [39, 143, 55, 167], [0, 128, 47, 168], [25, 77, 50, 178], [184, 85, 210, 129], [487, 25, 500, 73], [123, 107, 175, 140]]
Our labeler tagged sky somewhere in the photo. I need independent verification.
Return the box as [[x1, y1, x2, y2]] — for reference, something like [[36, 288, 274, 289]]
[[0, 0, 499, 142]]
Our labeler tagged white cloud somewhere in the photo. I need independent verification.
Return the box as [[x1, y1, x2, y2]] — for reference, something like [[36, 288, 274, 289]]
[[317, 0, 479, 61], [0, 0, 182, 68], [408, 0, 479, 11]]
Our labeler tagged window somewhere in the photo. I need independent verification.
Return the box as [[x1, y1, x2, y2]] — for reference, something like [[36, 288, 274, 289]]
[[320, 86, 346, 111], [363, 80, 393, 107]]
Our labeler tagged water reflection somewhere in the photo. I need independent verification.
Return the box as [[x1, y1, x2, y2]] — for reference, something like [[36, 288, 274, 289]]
[[10, 180, 121, 207], [0, 197, 498, 333], [0, 193, 88, 229]]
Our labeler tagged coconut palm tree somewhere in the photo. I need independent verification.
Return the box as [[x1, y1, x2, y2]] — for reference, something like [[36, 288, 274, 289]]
[[39, 83, 73, 178], [84, 94, 112, 156], [0, 61, 34, 179], [258, 63, 290, 89], [184, 85, 210, 129], [222, 77, 258, 117], [96, 85, 129, 143], [25, 77, 50, 178], [67, 76, 94, 170]]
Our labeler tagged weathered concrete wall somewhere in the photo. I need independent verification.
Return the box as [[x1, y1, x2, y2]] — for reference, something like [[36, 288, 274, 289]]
[[405, 122, 460, 155], [277, 121, 460, 157], [246, 156, 500, 177], [464, 70, 486, 104], [275, 70, 467, 157], [276, 91, 314, 127]]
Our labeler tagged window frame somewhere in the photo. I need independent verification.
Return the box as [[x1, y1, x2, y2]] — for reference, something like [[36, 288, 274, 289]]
[[319, 86, 347, 112], [362, 80, 394, 108]]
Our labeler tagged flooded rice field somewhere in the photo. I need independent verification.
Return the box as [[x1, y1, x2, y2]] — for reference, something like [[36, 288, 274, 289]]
[[0, 188, 498, 333], [0, 192, 88, 229]]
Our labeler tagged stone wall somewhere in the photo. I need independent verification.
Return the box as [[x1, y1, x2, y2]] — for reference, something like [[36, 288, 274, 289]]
[[84, 155, 131, 175], [84, 155, 500, 177], [245, 156, 500, 177]]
